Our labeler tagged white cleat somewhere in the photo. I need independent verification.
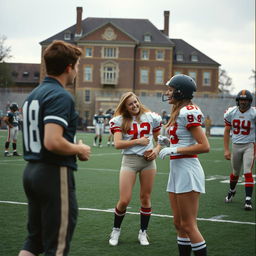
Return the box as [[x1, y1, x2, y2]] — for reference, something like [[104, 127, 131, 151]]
[[138, 230, 149, 246], [109, 228, 121, 246]]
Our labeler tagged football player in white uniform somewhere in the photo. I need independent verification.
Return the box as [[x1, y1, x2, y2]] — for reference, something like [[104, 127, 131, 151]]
[[159, 74, 210, 256], [108, 92, 162, 246], [224, 89, 256, 210]]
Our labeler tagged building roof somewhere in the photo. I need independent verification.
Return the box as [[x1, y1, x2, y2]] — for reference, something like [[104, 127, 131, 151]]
[[8, 63, 40, 84], [171, 38, 220, 66], [40, 17, 175, 47]]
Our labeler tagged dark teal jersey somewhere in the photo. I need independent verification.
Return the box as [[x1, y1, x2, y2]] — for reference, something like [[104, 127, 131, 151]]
[[6, 111, 20, 126], [22, 77, 78, 169]]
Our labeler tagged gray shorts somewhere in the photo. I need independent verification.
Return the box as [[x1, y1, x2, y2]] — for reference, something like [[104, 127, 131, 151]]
[[231, 142, 255, 175], [120, 154, 157, 172]]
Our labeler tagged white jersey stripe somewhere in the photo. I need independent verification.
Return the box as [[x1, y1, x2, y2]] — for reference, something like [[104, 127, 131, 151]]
[[44, 115, 68, 126]]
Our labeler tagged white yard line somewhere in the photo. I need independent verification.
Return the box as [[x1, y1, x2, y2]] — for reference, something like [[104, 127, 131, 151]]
[[0, 200, 255, 226]]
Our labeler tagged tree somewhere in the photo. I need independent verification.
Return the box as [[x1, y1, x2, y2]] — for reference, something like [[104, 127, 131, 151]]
[[0, 35, 12, 62], [0, 35, 13, 87], [0, 62, 13, 87], [218, 68, 233, 94]]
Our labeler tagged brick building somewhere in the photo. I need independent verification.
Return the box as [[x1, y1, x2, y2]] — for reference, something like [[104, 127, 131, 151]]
[[40, 7, 220, 124]]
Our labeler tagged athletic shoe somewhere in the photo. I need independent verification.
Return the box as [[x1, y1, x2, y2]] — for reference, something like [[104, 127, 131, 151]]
[[107, 142, 110, 146], [4, 152, 11, 157], [13, 151, 21, 156], [109, 228, 121, 246], [93, 142, 97, 147], [99, 144, 103, 148], [244, 199, 252, 211], [225, 190, 236, 203], [138, 230, 149, 246]]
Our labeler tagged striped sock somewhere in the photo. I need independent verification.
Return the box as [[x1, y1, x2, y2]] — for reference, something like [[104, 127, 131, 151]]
[[191, 241, 207, 256], [177, 237, 191, 256], [113, 207, 126, 228], [140, 207, 151, 231]]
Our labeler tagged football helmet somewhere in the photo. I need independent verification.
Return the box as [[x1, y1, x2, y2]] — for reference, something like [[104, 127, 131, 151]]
[[236, 90, 253, 108], [165, 74, 197, 100], [10, 103, 19, 112]]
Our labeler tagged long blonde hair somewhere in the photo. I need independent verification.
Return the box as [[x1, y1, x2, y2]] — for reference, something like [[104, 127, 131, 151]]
[[114, 92, 150, 133], [166, 99, 193, 127]]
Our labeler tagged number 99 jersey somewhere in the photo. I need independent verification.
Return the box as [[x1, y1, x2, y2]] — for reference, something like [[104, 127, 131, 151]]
[[167, 105, 204, 149], [224, 106, 256, 144], [109, 112, 162, 156]]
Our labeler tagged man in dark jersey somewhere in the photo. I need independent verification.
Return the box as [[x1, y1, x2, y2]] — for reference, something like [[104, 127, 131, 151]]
[[3, 103, 21, 156], [18, 40, 91, 256]]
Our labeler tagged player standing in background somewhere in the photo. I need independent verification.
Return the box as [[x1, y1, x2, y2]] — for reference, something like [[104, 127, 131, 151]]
[[108, 92, 162, 246], [224, 89, 256, 210], [93, 109, 107, 147], [18, 40, 91, 256], [204, 115, 212, 137], [160, 109, 170, 136], [105, 108, 115, 146], [3, 103, 21, 156], [159, 74, 209, 256]]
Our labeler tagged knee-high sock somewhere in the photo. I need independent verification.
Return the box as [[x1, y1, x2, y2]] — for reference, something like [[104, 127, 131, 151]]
[[140, 207, 151, 231]]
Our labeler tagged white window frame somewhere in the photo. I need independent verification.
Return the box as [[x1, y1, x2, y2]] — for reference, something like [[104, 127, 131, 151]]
[[102, 47, 118, 58], [176, 54, 184, 61], [141, 49, 149, 60], [203, 72, 211, 86], [84, 66, 92, 82], [140, 69, 149, 84], [144, 35, 151, 42], [84, 90, 91, 102], [155, 69, 164, 84], [188, 71, 197, 83], [64, 32, 71, 40], [156, 50, 164, 60], [85, 47, 93, 57], [191, 55, 198, 62]]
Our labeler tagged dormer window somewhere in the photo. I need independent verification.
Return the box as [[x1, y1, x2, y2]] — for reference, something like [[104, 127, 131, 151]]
[[12, 71, 18, 77], [176, 53, 184, 62], [64, 32, 71, 40], [34, 72, 40, 79], [23, 72, 29, 78], [191, 54, 198, 62], [143, 33, 152, 42]]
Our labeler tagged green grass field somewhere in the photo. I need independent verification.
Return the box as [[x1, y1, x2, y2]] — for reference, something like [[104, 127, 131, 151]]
[[0, 130, 255, 256]]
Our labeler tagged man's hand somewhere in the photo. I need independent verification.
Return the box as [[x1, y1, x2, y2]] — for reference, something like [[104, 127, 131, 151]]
[[77, 140, 91, 161], [159, 147, 177, 159], [224, 150, 231, 160]]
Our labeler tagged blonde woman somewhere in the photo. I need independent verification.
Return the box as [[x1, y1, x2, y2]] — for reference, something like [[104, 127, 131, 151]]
[[159, 74, 210, 256], [108, 92, 162, 246]]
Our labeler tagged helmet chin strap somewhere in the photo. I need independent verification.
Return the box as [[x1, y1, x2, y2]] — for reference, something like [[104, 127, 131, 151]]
[[162, 93, 169, 102]]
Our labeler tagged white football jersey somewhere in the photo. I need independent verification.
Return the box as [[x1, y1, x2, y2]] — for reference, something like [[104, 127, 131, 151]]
[[109, 112, 162, 156], [224, 106, 256, 143], [167, 105, 204, 154]]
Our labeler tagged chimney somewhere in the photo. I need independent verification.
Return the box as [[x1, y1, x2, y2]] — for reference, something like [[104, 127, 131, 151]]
[[163, 11, 170, 37], [75, 7, 83, 36]]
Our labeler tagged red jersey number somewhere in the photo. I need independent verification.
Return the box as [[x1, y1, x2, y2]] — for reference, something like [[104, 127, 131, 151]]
[[128, 122, 150, 139], [232, 119, 251, 135], [169, 123, 179, 144]]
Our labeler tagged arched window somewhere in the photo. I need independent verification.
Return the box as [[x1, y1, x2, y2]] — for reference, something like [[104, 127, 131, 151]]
[[101, 61, 119, 85]]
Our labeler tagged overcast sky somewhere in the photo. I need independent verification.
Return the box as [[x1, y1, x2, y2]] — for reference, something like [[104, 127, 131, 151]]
[[0, 0, 255, 94]]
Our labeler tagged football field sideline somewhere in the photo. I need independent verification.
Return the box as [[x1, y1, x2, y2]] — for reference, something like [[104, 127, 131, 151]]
[[1, 200, 255, 226]]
